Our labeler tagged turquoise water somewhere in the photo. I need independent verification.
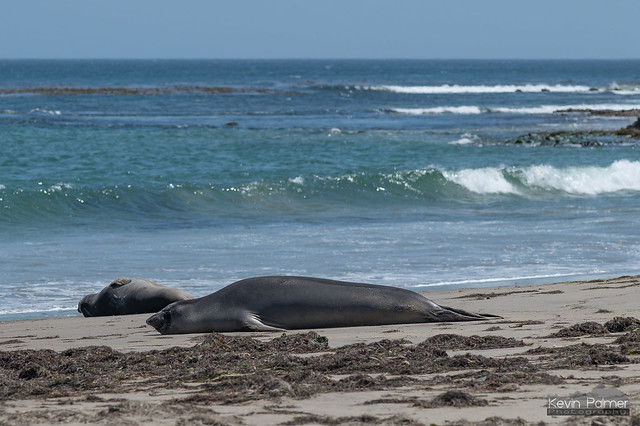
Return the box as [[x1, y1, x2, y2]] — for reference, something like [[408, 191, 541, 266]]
[[2, 60, 640, 320]]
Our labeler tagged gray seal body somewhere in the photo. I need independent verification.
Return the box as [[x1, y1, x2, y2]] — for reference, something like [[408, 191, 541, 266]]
[[78, 277, 192, 317], [146, 276, 498, 334]]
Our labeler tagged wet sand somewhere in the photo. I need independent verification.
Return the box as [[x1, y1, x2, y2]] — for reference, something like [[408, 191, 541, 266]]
[[1, 275, 639, 425]]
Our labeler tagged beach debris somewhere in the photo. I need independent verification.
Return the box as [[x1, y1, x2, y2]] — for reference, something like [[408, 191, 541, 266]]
[[0, 331, 545, 402], [426, 390, 488, 407], [3, 319, 635, 408], [547, 317, 640, 338], [548, 321, 609, 338], [604, 316, 640, 333], [279, 414, 420, 425], [419, 334, 526, 350], [527, 343, 630, 368], [17, 363, 46, 380], [614, 328, 640, 355]]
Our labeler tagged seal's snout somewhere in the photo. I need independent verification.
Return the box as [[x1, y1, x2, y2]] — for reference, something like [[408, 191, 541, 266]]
[[146, 311, 169, 334], [77, 295, 94, 317]]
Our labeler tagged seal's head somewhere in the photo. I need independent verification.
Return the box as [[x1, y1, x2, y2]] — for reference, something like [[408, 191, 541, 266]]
[[146, 302, 180, 334], [77, 278, 132, 317], [146, 299, 208, 334], [77, 293, 98, 317], [78, 278, 192, 317]]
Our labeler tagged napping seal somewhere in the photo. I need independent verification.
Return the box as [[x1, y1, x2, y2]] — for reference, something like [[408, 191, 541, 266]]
[[78, 277, 192, 317], [146, 276, 497, 334]]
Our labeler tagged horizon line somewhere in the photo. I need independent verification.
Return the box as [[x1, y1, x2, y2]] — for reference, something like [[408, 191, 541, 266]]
[[2, 57, 640, 61]]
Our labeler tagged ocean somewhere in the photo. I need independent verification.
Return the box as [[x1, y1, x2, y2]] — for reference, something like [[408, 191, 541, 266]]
[[1, 59, 639, 321]]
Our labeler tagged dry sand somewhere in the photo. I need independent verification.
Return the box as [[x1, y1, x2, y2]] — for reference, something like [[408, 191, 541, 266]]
[[1, 275, 639, 425]]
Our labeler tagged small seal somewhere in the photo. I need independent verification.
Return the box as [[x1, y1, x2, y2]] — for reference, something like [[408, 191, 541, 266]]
[[78, 277, 192, 317], [146, 276, 498, 334]]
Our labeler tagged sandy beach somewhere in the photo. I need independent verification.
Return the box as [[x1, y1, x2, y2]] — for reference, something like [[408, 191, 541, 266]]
[[1, 275, 639, 425]]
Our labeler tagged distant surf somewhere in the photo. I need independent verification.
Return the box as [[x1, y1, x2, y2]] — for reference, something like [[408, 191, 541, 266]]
[[385, 103, 640, 115], [357, 83, 596, 94]]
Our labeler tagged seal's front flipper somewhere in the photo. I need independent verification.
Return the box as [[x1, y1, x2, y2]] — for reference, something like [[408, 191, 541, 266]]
[[243, 314, 286, 332]]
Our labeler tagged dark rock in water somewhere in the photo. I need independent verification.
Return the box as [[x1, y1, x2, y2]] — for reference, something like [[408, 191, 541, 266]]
[[509, 131, 602, 147], [509, 123, 640, 146], [225, 121, 239, 127], [556, 108, 640, 117], [581, 140, 604, 147], [616, 118, 640, 137]]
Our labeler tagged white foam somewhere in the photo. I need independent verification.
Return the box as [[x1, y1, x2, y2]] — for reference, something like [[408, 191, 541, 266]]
[[613, 90, 640, 96], [363, 84, 593, 94], [0, 306, 75, 316], [391, 106, 484, 115], [38, 183, 74, 194], [493, 106, 568, 114], [521, 160, 640, 195], [441, 160, 640, 196], [608, 82, 640, 95], [29, 108, 61, 115], [443, 167, 519, 194], [388, 103, 640, 115], [51, 183, 73, 191], [449, 133, 480, 145], [413, 271, 602, 288], [443, 160, 640, 195]]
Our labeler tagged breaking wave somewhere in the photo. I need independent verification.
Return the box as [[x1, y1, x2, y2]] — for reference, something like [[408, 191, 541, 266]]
[[444, 160, 640, 195], [2, 161, 639, 227], [355, 83, 594, 94], [386, 103, 640, 115]]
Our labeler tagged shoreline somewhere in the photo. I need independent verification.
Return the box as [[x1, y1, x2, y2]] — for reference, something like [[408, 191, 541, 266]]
[[0, 270, 623, 324], [1, 275, 639, 424]]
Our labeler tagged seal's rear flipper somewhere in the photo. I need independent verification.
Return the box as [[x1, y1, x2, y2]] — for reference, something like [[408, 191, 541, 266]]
[[437, 305, 502, 321]]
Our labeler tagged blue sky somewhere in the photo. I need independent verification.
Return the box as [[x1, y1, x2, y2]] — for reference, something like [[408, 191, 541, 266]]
[[2, 0, 640, 59]]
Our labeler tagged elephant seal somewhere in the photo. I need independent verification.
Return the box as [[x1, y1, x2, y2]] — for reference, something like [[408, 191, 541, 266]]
[[78, 277, 192, 317], [146, 276, 498, 334]]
